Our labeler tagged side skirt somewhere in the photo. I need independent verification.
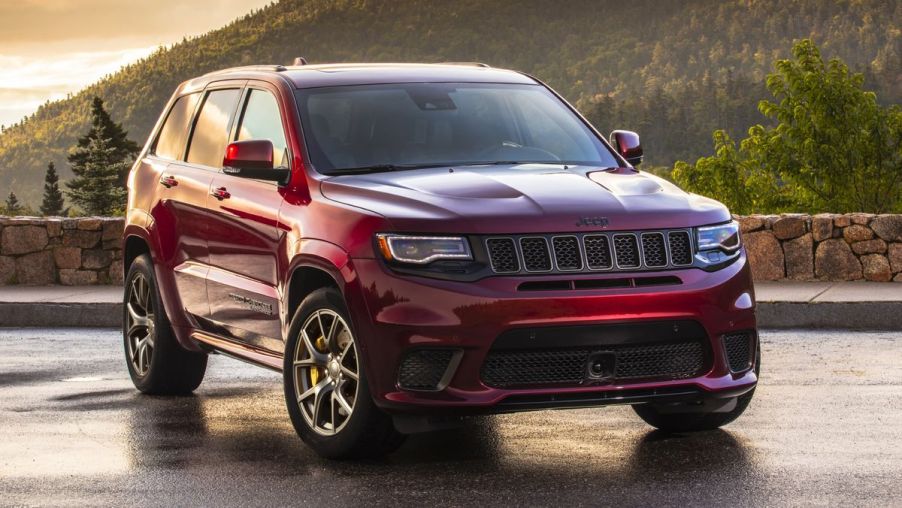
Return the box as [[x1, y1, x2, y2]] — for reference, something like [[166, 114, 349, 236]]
[[191, 330, 283, 372]]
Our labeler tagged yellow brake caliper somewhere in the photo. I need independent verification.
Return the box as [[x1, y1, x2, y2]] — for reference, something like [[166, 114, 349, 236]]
[[309, 335, 328, 385]]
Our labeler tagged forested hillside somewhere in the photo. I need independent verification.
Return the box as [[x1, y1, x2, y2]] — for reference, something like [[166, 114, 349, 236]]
[[1, 0, 899, 205]]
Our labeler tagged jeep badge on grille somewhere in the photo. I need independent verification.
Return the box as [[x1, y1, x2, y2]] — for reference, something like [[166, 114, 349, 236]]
[[575, 216, 609, 227]]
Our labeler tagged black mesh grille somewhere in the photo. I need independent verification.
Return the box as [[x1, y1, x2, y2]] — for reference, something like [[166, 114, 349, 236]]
[[613, 234, 640, 268], [486, 238, 519, 273], [484, 229, 695, 274], [641, 233, 667, 267], [584, 235, 613, 269], [481, 341, 707, 388], [520, 237, 552, 271], [398, 350, 455, 390], [668, 231, 693, 265], [482, 349, 590, 387], [615, 342, 705, 379], [552, 236, 582, 270], [723, 332, 753, 372]]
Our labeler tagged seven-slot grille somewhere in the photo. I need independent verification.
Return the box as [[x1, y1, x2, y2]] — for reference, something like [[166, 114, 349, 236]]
[[484, 230, 694, 274]]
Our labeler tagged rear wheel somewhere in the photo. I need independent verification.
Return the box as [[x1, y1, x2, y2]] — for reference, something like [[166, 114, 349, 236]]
[[124, 254, 207, 394], [283, 288, 404, 459], [633, 341, 760, 432]]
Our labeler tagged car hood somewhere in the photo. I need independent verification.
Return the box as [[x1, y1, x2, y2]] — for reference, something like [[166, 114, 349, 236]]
[[319, 164, 730, 234]]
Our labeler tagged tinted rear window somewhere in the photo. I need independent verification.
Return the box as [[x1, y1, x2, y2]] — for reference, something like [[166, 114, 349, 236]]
[[187, 89, 241, 168], [153, 93, 200, 160]]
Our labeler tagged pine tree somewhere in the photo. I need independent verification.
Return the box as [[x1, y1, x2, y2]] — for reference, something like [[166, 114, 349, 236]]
[[66, 97, 135, 215], [39, 162, 66, 216], [68, 97, 139, 187], [66, 135, 129, 215], [4, 191, 22, 215]]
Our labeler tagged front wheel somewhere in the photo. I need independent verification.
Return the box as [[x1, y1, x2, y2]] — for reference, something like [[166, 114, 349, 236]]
[[283, 288, 405, 459]]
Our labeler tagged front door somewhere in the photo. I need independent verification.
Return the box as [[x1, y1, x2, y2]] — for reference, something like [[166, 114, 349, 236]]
[[205, 85, 289, 350]]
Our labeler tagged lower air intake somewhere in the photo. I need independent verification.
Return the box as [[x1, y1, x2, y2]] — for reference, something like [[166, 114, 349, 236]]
[[481, 341, 707, 388], [397, 349, 456, 391], [723, 332, 754, 372]]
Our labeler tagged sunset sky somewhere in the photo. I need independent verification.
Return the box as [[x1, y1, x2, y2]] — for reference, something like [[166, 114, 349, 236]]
[[0, 0, 272, 127]]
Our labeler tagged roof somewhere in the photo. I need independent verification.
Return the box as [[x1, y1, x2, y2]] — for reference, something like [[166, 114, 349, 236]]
[[207, 63, 539, 89]]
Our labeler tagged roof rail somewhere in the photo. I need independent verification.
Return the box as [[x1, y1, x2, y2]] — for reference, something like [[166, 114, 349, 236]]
[[204, 65, 286, 76], [292, 57, 309, 66], [440, 62, 491, 68], [440, 62, 491, 67]]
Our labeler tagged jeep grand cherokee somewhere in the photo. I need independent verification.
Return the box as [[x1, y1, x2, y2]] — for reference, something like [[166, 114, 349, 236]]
[[122, 62, 759, 458]]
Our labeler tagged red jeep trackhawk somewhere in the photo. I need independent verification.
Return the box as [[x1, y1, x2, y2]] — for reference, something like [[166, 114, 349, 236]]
[[123, 62, 759, 458]]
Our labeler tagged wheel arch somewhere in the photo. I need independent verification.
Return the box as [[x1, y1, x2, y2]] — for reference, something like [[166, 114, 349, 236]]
[[123, 234, 152, 279], [282, 238, 358, 341]]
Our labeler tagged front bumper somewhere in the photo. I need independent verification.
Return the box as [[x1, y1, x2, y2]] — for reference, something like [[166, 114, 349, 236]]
[[345, 251, 757, 414]]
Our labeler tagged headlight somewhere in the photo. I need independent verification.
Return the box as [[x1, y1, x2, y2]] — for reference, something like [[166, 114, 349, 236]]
[[376, 234, 472, 264], [696, 221, 741, 252]]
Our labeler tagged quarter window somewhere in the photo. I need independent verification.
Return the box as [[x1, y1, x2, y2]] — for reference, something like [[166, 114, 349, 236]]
[[237, 89, 290, 169], [153, 93, 200, 160], [187, 89, 241, 168]]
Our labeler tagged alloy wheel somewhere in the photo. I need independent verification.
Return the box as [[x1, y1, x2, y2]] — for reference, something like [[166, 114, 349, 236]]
[[293, 309, 360, 436], [125, 273, 155, 377]]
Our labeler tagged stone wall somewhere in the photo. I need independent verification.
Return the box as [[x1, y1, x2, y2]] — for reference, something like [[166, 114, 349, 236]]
[[738, 214, 902, 282], [1, 214, 901, 285], [0, 217, 124, 286]]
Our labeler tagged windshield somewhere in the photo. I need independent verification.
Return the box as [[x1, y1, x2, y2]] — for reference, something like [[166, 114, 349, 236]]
[[294, 83, 619, 174]]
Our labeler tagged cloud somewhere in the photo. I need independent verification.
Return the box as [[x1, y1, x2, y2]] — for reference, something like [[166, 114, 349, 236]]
[[0, 0, 273, 126], [0, 47, 156, 126]]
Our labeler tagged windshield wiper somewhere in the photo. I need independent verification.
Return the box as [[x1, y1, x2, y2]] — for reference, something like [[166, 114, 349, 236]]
[[323, 163, 453, 175]]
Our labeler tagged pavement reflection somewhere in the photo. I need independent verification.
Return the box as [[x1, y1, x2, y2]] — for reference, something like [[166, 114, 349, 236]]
[[1, 328, 900, 506]]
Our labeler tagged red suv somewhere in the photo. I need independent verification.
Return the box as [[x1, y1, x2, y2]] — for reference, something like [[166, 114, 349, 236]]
[[123, 63, 759, 458]]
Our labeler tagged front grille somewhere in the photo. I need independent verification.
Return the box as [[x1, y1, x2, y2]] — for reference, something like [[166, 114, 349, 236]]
[[584, 235, 612, 269], [486, 238, 519, 273], [613, 234, 640, 268], [484, 229, 693, 275], [668, 231, 693, 265], [641, 233, 667, 267], [481, 341, 707, 388], [398, 350, 456, 391], [520, 237, 552, 271], [723, 332, 754, 373], [552, 236, 582, 270]]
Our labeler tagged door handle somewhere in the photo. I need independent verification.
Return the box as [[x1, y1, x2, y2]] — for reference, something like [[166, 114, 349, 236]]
[[210, 187, 231, 200], [159, 175, 178, 188]]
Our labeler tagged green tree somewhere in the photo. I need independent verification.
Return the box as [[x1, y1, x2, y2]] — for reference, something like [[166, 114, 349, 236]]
[[4, 191, 22, 215], [65, 135, 129, 215], [69, 97, 139, 186], [39, 162, 66, 216], [674, 39, 902, 213]]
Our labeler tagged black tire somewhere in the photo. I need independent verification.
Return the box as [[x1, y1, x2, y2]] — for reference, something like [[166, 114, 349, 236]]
[[283, 287, 405, 459], [124, 254, 207, 394], [633, 340, 760, 432]]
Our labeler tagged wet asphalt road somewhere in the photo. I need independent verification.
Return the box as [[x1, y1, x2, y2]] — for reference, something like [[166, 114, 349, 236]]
[[1, 329, 900, 507]]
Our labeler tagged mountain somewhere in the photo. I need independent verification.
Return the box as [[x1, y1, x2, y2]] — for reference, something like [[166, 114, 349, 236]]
[[1, 0, 899, 206]]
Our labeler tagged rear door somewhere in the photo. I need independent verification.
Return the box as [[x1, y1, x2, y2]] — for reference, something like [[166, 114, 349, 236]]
[[205, 83, 289, 350], [144, 91, 213, 320]]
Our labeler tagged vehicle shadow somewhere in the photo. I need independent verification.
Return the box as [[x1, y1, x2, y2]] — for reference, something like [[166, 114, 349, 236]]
[[116, 387, 760, 502]]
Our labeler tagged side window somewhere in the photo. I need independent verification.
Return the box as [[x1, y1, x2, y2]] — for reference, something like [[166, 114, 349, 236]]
[[153, 93, 200, 160], [186, 88, 241, 168], [237, 89, 290, 168]]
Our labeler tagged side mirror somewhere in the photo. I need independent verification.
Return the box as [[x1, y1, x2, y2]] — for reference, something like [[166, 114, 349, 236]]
[[222, 140, 289, 182], [610, 130, 643, 167]]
